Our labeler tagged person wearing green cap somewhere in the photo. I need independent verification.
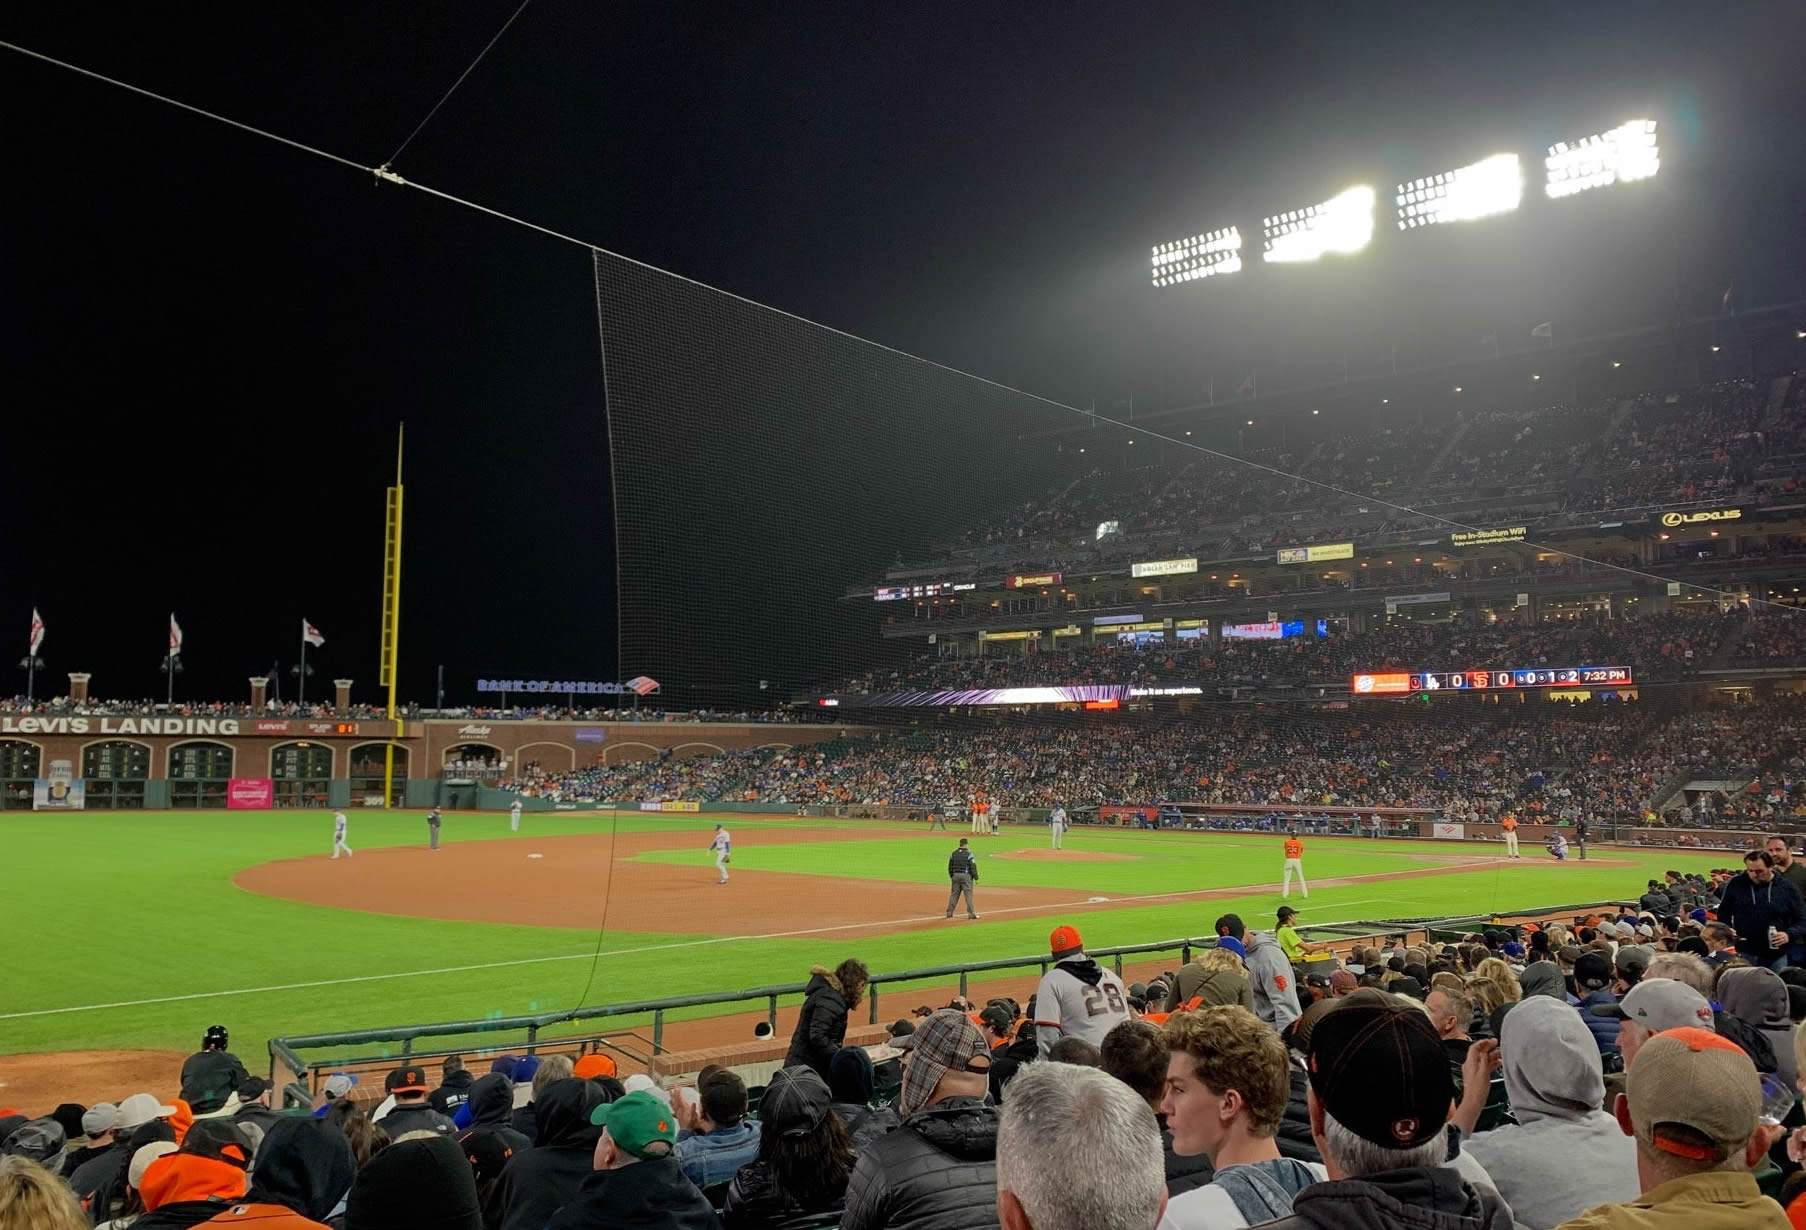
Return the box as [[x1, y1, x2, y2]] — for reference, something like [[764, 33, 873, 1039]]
[[544, 1091, 720, 1230]]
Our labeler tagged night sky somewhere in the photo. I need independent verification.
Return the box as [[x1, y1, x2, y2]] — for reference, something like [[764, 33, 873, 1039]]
[[5, 2, 1805, 705]]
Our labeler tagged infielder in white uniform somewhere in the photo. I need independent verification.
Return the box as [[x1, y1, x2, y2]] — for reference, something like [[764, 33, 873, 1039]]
[[708, 824, 731, 883], [510, 797, 522, 832], [1049, 804, 1067, 850], [331, 810, 352, 859]]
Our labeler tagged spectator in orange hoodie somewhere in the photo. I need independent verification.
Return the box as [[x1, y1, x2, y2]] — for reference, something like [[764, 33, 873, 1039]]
[[198, 1117, 355, 1229]]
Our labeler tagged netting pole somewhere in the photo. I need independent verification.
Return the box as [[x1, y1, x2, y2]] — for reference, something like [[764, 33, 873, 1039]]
[[381, 424, 405, 808]]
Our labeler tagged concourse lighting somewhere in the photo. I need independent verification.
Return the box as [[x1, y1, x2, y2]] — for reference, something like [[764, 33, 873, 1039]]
[[1262, 186, 1374, 263], [1151, 226, 1243, 286], [1545, 119, 1659, 198], [1396, 154, 1523, 229]]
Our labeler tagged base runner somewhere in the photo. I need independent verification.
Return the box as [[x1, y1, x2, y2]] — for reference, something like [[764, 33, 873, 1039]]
[[708, 823, 731, 884], [1281, 835, 1308, 898]]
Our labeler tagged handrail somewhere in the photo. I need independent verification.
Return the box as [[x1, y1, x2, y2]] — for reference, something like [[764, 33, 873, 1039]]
[[269, 899, 1626, 1078]]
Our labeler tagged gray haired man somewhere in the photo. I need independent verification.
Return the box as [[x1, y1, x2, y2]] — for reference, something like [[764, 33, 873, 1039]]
[[998, 1062, 1168, 1230]]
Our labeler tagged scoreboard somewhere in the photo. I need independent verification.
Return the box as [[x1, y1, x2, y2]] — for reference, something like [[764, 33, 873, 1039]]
[[1351, 665, 1633, 694]]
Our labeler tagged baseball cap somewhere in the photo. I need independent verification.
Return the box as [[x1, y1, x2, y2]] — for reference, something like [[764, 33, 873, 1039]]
[[321, 1073, 359, 1099], [1216, 935, 1247, 959], [83, 1102, 119, 1137], [1626, 1027, 1761, 1161], [1050, 925, 1084, 957], [573, 1054, 618, 1080], [1575, 952, 1614, 991], [979, 1004, 1014, 1035], [1501, 941, 1526, 959], [1590, 978, 1715, 1031], [510, 1056, 541, 1084], [1307, 999, 1454, 1148], [116, 1093, 179, 1130], [1277, 905, 1299, 922], [178, 1118, 254, 1169], [129, 1140, 179, 1188], [1615, 945, 1654, 980], [898, 1009, 991, 1115], [589, 1090, 676, 1159], [759, 1067, 833, 1138], [385, 1065, 429, 1094], [461, 1128, 515, 1183]]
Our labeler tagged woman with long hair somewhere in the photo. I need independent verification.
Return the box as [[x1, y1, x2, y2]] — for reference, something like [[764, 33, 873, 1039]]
[[785, 958, 869, 1080], [722, 1068, 856, 1230], [1468, 957, 1523, 1018], [0, 1156, 91, 1230]]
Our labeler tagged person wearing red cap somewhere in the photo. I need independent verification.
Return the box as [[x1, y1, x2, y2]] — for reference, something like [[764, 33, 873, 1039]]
[[1032, 926, 1131, 1059], [1553, 1027, 1787, 1228]]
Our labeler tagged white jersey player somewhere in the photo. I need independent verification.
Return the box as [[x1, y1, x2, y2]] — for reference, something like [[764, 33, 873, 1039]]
[[510, 797, 522, 832], [331, 810, 352, 859], [1049, 805, 1067, 850], [708, 824, 731, 884]]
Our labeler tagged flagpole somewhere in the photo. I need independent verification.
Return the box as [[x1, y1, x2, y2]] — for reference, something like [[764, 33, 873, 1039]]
[[299, 625, 308, 707]]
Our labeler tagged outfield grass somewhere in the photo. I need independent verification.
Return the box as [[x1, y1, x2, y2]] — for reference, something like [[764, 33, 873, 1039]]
[[0, 810, 1728, 1057]]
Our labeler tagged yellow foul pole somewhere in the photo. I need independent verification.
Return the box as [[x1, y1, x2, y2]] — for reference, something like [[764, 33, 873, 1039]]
[[381, 423, 405, 807]]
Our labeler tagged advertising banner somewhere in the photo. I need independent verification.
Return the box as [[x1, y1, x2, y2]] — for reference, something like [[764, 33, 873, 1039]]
[[1006, 573, 1062, 588], [638, 800, 701, 813], [573, 728, 607, 743], [1656, 507, 1741, 527], [814, 684, 1129, 708], [1131, 558, 1198, 578], [34, 759, 83, 810], [1449, 527, 1526, 546], [1432, 823, 1466, 840], [226, 778, 275, 809], [1276, 542, 1354, 564], [1351, 672, 1413, 694]]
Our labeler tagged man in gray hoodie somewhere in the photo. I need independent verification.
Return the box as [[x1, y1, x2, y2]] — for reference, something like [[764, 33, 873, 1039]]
[[1459, 994, 1640, 1228], [1216, 913, 1301, 1032]]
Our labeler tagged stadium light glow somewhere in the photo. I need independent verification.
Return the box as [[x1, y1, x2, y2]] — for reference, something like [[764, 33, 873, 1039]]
[[1545, 119, 1659, 198], [1395, 153, 1522, 229], [1151, 226, 1243, 286], [1261, 186, 1374, 263]]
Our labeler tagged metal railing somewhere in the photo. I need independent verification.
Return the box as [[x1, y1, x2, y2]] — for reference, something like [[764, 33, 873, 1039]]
[[269, 899, 1624, 1094]]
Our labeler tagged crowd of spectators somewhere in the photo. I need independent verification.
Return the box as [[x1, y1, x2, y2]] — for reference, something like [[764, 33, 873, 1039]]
[[8, 907, 1804, 1230]]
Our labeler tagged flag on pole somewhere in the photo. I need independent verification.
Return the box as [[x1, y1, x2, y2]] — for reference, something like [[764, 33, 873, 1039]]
[[29, 608, 45, 655], [1530, 321, 1553, 339], [302, 619, 325, 648], [625, 676, 661, 696], [169, 613, 184, 655]]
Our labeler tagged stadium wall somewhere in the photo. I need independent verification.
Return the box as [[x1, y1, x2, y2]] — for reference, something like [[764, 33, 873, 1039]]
[[0, 716, 865, 810]]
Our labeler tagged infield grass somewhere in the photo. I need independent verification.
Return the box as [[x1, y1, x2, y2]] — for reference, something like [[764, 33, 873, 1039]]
[[0, 809, 1726, 1057]]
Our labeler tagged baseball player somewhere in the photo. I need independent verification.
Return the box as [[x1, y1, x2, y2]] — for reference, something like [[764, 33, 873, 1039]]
[[427, 807, 442, 850], [969, 793, 986, 835], [331, 809, 352, 859], [510, 796, 522, 832], [1500, 812, 1521, 858], [1049, 804, 1067, 850], [708, 824, 731, 883], [1281, 834, 1308, 898]]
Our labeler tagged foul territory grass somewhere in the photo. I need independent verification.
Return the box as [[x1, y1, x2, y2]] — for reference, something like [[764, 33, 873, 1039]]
[[0, 809, 1726, 1057]]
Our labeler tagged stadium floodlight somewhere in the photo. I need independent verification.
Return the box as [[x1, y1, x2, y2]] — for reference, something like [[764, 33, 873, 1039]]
[[1545, 119, 1659, 199], [1150, 226, 1243, 286], [1395, 154, 1522, 230], [1262, 186, 1374, 263]]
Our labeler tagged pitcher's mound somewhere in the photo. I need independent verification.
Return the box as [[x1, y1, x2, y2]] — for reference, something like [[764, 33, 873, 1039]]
[[996, 849, 1138, 862]]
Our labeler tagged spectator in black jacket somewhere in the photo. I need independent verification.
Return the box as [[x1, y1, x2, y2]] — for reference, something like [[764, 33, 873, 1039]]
[[841, 1009, 999, 1230], [377, 1066, 458, 1138], [785, 959, 867, 1080], [345, 1134, 485, 1230], [987, 1023, 1039, 1104], [1639, 881, 1675, 916], [547, 1091, 721, 1230], [827, 1046, 900, 1151], [493, 1078, 608, 1230], [1099, 1019, 1213, 1196], [430, 1056, 476, 1118], [1719, 850, 1806, 969], [178, 1026, 250, 1116], [723, 1067, 856, 1230], [461, 1073, 533, 1156]]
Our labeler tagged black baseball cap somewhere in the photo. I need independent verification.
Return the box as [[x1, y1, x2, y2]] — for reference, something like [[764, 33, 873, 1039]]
[[1307, 1000, 1453, 1148], [1575, 952, 1614, 991], [385, 1064, 430, 1094], [1277, 905, 1299, 922]]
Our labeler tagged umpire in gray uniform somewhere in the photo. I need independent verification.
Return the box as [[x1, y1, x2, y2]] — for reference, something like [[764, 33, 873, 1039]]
[[946, 838, 979, 919]]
